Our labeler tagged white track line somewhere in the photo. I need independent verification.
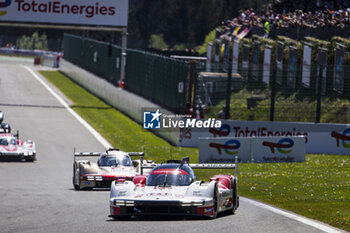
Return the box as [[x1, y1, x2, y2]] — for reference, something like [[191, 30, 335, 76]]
[[241, 197, 344, 233], [25, 66, 344, 233], [24, 66, 111, 149]]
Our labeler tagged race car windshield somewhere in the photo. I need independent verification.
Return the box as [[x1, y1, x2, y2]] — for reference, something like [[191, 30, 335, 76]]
[[99, 156, 132, 167], [146, 172, 192, 186], [0, 138, 17, 146]]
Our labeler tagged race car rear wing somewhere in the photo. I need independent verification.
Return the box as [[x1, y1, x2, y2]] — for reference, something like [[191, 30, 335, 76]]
[[140, 156, 238, 178], [189, 156, 238, 179], [73, 148, 145, 161]]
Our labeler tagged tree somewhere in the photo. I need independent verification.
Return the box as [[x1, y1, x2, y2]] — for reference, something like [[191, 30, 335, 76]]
[[16, 32, 48, 50], [148, 34, 168, 50]]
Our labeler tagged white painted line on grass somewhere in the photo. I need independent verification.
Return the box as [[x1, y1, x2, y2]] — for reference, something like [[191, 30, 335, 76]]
[[241, 197, 344, 233], [23, 65, 111, 149]]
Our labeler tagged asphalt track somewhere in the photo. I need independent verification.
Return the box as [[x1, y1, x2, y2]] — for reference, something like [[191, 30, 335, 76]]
[[0, 58, 345, 233]]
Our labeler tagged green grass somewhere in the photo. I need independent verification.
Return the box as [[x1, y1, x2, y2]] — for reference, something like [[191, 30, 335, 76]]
[[0, 53, 35, 59], [40, 70, 350, 231]]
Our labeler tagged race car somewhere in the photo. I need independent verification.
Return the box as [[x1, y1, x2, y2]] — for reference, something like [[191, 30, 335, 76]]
[[0, 132, 36, 162], [109, 157, 239, 219], [73, 148, 156, 190]]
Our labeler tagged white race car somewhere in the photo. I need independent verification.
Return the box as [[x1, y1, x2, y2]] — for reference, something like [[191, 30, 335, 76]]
[[0, 132, 36, 162], [73, 148, 155, 190], [109, 157, 239, 219]]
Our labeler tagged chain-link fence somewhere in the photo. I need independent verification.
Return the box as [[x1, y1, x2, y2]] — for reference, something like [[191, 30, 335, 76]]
[[63, 33, 190, 113]]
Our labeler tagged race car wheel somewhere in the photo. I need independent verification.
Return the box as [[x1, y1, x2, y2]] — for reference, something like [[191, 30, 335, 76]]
[[212, 183, 219, 218], [74, 184, 80, 190], [231, 181, 238, 214]]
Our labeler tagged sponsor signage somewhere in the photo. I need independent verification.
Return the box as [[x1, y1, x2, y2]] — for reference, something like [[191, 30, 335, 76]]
[[206, 43, 212, 72], [251, 41, 260, 80], [232, 40, 239, 74], [198, 136, 305, 163], [198, 137, 251, 163], [276, 43, 284, 85], [253, 137, 305, 162], [178, 120, 350, 155], [242, 44, 249, 80], [333, 46, 345, 94], [287, 46, 297, 88], [317, 48, 328, 95], [263, 46, 271, 84], [0, 0, 129, 27], [302, 44, 312, 87]]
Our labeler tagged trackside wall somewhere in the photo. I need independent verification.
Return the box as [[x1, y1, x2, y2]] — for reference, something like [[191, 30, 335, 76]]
[[59, 58, 179, 145]]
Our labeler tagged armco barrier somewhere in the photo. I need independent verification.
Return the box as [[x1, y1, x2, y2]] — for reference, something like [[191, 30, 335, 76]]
[[59, 59, 179, 145], [198, 136, 306, 163]]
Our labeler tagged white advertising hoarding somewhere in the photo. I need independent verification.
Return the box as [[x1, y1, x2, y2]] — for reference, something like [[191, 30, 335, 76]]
[[263, 47, 271, 84], [251, 137, 305, 162], [232, 40, 239, 74], [179, 120, 350, 155], [302, 45, 312, 87], [198, 136, 305, 163], [0, 0, 129, 27], [198, 137, 251, 163]]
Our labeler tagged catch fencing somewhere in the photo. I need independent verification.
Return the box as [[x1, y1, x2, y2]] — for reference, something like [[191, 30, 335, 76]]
[[63, 34, 189, 113], [199, 36, 350, 124]]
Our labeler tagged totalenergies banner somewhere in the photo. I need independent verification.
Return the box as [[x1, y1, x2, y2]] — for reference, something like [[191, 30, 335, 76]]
[[198, 136, 305, 163], [179, 120, 350, 155], [0, 0, 128, 26]]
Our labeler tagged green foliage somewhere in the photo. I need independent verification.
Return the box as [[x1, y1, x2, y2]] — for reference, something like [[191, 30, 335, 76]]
[[277, 36, 303, 64], [148, 34, 168, 50], [41, 70, 350, 231], [16, 32, 48, 51], [173, 43, 186, 50], [195, 29, 216, 55]]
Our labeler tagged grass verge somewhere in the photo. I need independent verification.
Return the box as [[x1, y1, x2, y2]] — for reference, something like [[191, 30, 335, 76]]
[[40, 70, 350, 231]]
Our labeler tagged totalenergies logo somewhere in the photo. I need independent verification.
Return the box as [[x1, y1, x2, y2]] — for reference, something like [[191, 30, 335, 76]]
[[262, 138, 294, 154], [331, 128, 350, 148], [0, 0, 11, 16], [209, 139, 241, 155]]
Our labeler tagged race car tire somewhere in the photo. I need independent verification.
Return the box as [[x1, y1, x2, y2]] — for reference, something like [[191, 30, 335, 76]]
[[74, 184, 80, 190], [230, 181, 238, 214], [212, 183, 219, 218]]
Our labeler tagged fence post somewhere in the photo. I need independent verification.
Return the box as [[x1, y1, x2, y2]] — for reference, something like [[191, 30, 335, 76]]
[[120, 27, 128, 82], [225, 62, 232, 119]]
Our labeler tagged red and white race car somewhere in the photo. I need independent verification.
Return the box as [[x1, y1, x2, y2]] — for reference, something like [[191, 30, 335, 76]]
[[73, 148, 155, 190], [0, 133, 36, 162], [109, 157, 239, 219]]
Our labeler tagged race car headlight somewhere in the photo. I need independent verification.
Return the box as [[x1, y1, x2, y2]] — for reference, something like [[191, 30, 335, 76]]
[[181, 201, 205, 207], [125, 201, 134, 206], [191, 201, 205, 206], [95, 176, 103, 181], [114, 200, 134, 206], [114, 200, 126, 206], [87, 176, 94, 181]]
